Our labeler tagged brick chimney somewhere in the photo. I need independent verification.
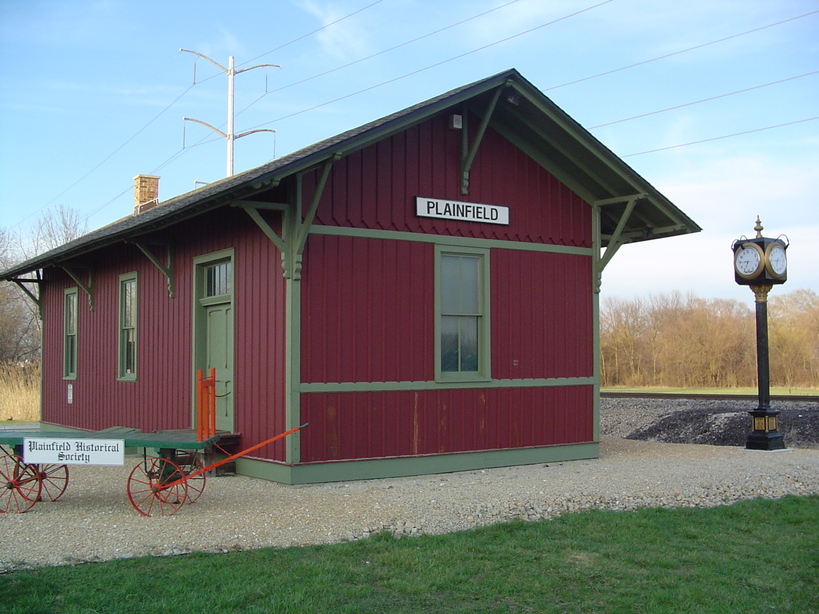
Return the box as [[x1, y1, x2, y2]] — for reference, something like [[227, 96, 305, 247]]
[[133, 175, 160, 215]]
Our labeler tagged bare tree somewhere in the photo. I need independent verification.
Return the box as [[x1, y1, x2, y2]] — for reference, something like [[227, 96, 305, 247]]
[[769, 289, 819, 388], [0, 206, 89, 362]]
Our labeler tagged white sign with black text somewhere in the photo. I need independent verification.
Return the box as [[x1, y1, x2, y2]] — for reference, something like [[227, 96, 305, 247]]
[[24, 438, 125, 465], [416, 197, 509, 225]]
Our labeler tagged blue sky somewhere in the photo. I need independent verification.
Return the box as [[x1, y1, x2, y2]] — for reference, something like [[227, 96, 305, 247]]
[[1, 0, 817, 305]]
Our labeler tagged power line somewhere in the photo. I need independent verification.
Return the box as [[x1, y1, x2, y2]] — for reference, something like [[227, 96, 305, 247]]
[[11, 84, 197, 229], [623, 116, 819, 157], [243, 0, 617, 132], [77, 5, 819, 223], [75, 1, 389, 224], [123, 0, 614, 190], [591, 69, 819, 129], [544, 8, 819, 92], [249, 0, 525, 99], [240, 0, 387, 67]]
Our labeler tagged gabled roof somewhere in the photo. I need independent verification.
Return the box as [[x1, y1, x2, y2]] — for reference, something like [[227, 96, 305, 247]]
[[1, 68, 700, 280]]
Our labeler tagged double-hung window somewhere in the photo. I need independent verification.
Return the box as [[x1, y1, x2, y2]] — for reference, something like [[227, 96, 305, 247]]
[[118, 273, 137, 380], [436, 247, 490, 381], [63, 288, 78, 379]]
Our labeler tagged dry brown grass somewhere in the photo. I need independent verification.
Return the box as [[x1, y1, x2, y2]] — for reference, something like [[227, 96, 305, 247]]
[[0, 362, 40, 422]]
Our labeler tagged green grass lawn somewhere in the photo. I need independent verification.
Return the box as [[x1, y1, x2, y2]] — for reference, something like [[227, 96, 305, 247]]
[[2, 496, 817, 614]]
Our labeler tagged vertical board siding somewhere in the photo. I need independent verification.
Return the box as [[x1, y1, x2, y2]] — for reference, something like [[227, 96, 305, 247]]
[[300, 386, 594, 462], [40, 209, 288, 460], [298, 109, 595, 465], [41, 244, 192, 433], [301, 235, 434, 384], [307, 113, 590, 247], [38, 105, 595, 471], [491, 249, 594, 380], [234, 211, 288, 461]]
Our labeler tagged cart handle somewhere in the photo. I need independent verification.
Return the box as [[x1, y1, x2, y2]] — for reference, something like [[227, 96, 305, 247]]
[[159, 423, 308, 491]]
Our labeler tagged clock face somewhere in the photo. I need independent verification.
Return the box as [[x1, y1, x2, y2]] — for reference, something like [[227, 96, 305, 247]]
[[766, 243, 787, 277], [735, 244, 763, 279]]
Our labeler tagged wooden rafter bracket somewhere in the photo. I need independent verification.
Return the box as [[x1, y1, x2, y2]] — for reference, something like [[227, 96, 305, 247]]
[[460, 83, 506, 195], [61, 266, 94, 310], [240, 158, 337, 280], [10, 277, 43, 316], [294, 155, 337, 256], [132, 242, 175, 298], [594, 194, 644, 274], [242, 206, 286, 253]]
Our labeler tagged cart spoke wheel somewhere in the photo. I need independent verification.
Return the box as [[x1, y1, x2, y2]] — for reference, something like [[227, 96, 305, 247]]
[[176, 452, 206, 503], [0, 454, 42, 513], [127, 457, 188, 517], [36, 464, 69, 502]]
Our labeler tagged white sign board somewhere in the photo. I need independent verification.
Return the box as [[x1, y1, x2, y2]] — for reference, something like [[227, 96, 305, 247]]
[[24, 438, 125, 465], [416, 197, 509, 225]]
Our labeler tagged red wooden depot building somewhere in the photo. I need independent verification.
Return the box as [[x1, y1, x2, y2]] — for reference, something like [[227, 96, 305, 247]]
[[2, 70, 699, 484]]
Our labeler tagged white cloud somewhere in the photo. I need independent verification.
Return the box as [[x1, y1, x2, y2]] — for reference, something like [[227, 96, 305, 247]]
[[603, 149, 819, 304], [296, 0, 373, 61]]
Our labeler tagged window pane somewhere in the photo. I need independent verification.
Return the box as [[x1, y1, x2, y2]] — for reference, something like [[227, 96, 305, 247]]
[[459, 317, 479, 372], [65, 294, 76, 335], [440, 256, 461, 314], [460, 257, 480, 314], [66, 336, 76, 375], [440, 316, 459, 372], [122, 280, 136, 327], [123, 329, 136, 374], [206, 262, 232, 297]]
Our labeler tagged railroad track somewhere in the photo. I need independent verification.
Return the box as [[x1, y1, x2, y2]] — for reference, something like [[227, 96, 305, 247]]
[[601, 391, 819, 404]]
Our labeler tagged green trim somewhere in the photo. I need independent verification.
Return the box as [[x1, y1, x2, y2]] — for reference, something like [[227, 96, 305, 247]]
[[133, 242, 174, 298], [592, 205, 602, 441], [285, 178, 302, 464], [461, 85, 503, 194], [61, 266, 94, 311], [301, 377, 594, 393], [236, 442, 599, 485], [11, 279, 42, 317], [311, 225, 592, 256], [243, 207, 286, 252], [63, 287, 78, 380], [192, 249, 235, 431], [435, 245, 491, 382], [117, 271, 138, 382], [294, 156, 336, 254]]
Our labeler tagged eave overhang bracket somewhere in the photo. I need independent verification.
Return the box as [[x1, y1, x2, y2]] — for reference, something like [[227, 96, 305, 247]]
[[460, 84, 506, 195], [133, 242, 175, 298], [239, 156, 336, 280], [294, 155, 336, 257], [11, 275, 43, 317], [61, 266, 94, 311], [592, 194, 644, 292]]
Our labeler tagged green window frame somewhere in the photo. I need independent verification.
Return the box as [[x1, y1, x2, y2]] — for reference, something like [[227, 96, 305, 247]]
[[63, 287, 78, 380], [435, 246, 491, 382], [118, 272, 138, 380]]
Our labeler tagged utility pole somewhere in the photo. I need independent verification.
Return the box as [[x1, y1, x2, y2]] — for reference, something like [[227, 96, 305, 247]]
[[180, 49, 280, 176]]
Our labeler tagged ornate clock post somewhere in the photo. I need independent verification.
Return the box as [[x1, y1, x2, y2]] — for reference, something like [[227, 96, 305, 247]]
[[732, 217, 788, 450]]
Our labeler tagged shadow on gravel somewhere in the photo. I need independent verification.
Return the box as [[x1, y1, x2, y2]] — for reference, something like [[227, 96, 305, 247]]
[[627, 406, 819, 449]]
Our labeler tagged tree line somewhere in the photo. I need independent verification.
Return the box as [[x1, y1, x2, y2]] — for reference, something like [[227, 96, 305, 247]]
[[1, 208, 817, 391], [600, 289, 819, 389]]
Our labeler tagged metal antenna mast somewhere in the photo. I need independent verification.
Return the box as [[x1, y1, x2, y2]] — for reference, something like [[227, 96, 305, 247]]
[[180, 49, 280, 176]]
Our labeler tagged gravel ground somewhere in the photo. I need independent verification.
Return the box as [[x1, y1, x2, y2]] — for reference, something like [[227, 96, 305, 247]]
[[1, 398, 817, 572]]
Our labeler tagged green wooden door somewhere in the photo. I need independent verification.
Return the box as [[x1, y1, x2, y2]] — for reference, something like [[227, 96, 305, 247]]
[[205, 301, 233, 432], [194, 253, 235, 434]]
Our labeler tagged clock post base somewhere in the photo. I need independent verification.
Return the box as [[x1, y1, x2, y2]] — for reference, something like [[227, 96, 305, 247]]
[[745, 409, 785, 450]]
